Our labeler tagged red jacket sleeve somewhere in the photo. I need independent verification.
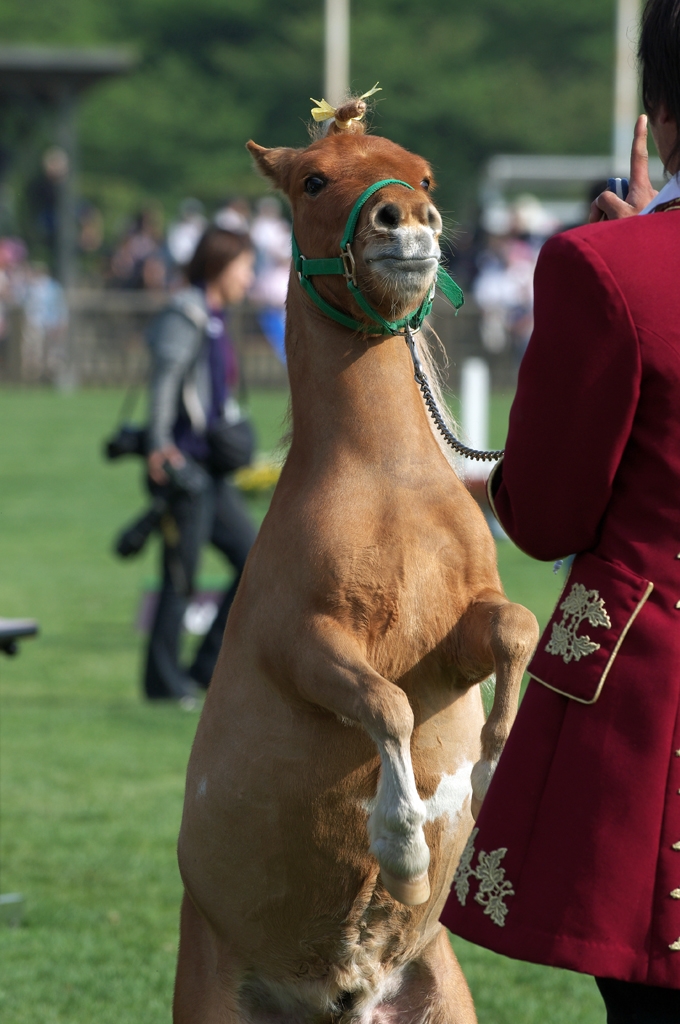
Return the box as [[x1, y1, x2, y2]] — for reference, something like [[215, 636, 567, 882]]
[[491, 230, 641, 561]]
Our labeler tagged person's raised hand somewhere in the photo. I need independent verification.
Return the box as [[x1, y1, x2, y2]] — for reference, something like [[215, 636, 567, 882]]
[[147, 444, 185, 485], [589, 115, 658, 222]]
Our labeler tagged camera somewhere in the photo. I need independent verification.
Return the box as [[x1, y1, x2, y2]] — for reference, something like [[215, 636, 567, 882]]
[[104, 424, 148, 460], [114, 458, 209, 558]]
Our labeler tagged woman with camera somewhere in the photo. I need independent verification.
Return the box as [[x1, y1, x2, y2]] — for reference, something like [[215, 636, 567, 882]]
[[144, 224, 258, 704]]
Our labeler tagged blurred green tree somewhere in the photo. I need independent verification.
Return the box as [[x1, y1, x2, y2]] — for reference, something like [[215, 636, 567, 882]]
[[0, 0, 614, 230]]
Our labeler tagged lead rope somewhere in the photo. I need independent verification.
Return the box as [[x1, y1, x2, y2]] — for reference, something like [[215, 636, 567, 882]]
[[404, 326, 504, 463]]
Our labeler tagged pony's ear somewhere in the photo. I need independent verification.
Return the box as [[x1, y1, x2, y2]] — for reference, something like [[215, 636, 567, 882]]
[[246, 142, 297, 192]]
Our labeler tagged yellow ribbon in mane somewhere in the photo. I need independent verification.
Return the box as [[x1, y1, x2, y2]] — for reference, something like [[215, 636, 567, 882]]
[[310, 83, 382, 125]]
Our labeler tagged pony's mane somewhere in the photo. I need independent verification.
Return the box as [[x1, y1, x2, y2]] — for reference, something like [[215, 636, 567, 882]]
[[413, 323, 464, 474]]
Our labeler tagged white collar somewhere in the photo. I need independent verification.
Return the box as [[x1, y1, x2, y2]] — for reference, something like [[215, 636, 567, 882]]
[[640, 171, 680, 214]]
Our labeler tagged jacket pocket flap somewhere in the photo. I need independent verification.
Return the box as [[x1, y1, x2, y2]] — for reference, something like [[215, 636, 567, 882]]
[[527, 553, 653, 704]]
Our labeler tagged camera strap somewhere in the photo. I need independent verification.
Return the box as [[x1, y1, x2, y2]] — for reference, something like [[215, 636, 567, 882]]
[[182, 379, 207, 434], [114, 381, 142, 427]]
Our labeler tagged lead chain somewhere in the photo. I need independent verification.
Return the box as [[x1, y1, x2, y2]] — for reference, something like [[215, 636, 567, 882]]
[[404, 327, 504, 463]]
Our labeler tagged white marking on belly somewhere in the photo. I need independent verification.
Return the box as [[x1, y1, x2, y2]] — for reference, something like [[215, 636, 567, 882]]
[[197, 776, 207, 798], [423, 761, 473, 830], [360, 760, 472, 833]]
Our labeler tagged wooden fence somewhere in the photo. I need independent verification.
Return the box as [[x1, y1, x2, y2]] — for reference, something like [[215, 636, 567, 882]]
[[0, 289, 519, 394]]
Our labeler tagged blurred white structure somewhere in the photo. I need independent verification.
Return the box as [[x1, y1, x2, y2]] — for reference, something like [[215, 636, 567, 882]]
[[325, 0, 349, 105], [167, 198, 207, 267], [480, 0, 659, 224], [614, 0, 641, 176], [481, 152, 665, 227], [461, 358, 490, 454]]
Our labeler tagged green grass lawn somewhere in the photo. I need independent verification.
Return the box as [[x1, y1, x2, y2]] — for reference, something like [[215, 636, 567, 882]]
[[0, 388, 602, 1023]]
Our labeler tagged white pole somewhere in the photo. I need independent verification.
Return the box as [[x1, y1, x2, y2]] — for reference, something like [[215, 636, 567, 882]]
[[461, 358, 490, 454], [613, 0, 641, 175], [325, 0, 350, 106]]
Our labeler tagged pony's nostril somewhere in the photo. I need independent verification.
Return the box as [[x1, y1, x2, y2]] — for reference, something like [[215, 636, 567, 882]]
[[374, 202, 402, 229], [427, 205, 442, 232]]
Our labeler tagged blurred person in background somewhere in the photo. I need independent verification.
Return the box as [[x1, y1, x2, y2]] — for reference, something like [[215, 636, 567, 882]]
[[215, 196, 251, 235], [0, 236, 27, 342], [26, 147, 68, 271], [472, 195, 555, 362], [110, 207, 169, 290], [249, 196, 291, 363], [19, 261, 68, 383], [167, 197, 207, 269], [442, 1, 680, 1020], [144, 225, 257, 703]]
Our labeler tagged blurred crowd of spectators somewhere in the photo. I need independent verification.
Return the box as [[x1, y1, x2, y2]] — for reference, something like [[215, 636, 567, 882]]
[[1, 142, 604, 382], [0, 144, 293, 380], [101, 193, 291, 361], [444, 194, 564, 365], [444, 186, 606, 364], [104, 192, 291, 332]]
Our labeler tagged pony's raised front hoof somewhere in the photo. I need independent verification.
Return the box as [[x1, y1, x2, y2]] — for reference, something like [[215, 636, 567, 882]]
[[380, 869, 430, 906]]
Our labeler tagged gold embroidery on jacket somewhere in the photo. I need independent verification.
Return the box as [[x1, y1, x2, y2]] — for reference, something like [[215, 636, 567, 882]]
[[670, 937, 680, 951], [545, 583, 612, 664], [453, 827, 515, 927]]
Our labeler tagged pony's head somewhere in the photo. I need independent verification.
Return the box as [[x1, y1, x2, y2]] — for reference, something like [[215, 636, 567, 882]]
[[247, 101, 442, 330]]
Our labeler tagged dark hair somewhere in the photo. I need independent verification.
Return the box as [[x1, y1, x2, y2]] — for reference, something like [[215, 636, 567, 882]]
[[186, 227, 253, 286], [639, 0, 680, 168]]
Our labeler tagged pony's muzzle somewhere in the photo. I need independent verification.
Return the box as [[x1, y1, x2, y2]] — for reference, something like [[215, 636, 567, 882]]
[[370, 200, 442, 235]]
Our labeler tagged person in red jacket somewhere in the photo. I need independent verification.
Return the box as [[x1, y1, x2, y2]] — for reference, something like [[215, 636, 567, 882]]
[[441, 2, 680, 1021]]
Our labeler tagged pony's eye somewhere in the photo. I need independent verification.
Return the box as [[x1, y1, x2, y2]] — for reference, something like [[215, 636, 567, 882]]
[[305, 175, 327, 196], [420, 178, 431, 191]]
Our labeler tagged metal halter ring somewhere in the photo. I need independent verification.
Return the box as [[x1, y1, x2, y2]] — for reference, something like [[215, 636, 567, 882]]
[[341, 244, 357, 287]]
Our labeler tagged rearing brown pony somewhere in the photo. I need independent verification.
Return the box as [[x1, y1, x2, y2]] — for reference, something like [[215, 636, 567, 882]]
[[175, 99, 538, 1024]]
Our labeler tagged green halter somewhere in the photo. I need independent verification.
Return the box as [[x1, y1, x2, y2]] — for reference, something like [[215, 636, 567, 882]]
[[291, 178, 464, 335]]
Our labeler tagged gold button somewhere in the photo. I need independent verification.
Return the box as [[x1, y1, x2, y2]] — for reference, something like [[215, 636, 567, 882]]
[[671, 938, 680, 951], [676, 553, 680, 559], [671, 889, 680, 899], [673, 842, 680, 851], [676, 601, 680, 609], [676, 750, 680, 757]]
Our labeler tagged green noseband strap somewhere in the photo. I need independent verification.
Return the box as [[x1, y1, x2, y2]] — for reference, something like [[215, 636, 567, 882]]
[[292, 178, 464, 335]]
